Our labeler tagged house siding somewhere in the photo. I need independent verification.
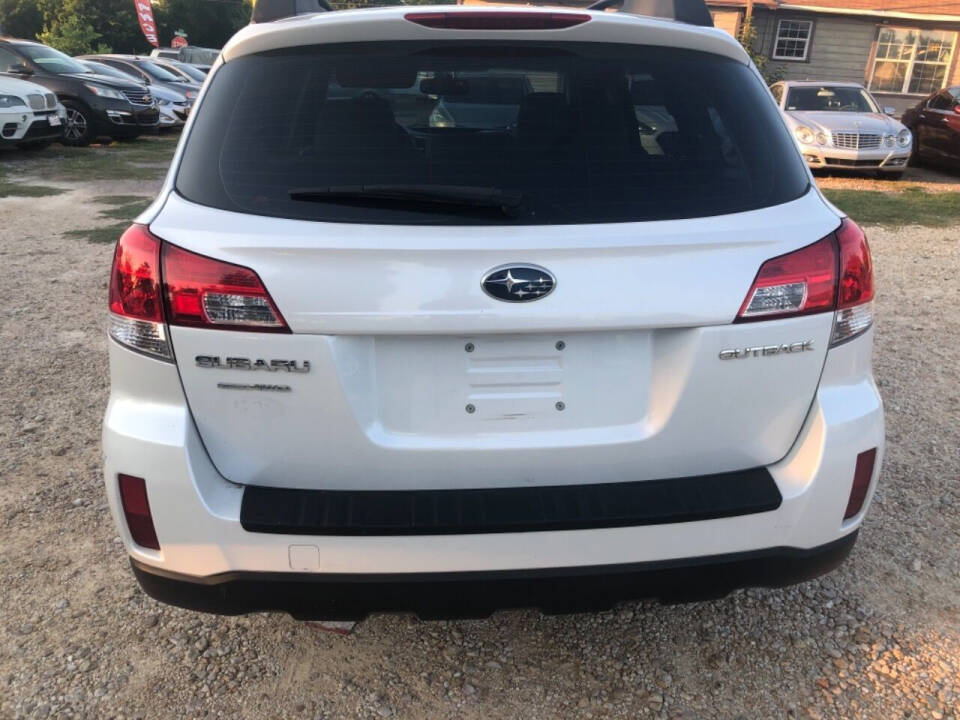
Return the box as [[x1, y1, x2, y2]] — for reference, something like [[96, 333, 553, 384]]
[[755, 10, 876, 83], [747, 8, 960, 114]]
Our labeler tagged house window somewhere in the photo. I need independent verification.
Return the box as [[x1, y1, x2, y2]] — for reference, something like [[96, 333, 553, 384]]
[[773, 19, 813, 61], [870, 28, 957, 95]]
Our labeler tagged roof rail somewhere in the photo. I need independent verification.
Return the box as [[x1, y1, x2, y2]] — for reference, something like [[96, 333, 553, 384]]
[[251, 0, 332, 24], [587, 0, 714, 27]]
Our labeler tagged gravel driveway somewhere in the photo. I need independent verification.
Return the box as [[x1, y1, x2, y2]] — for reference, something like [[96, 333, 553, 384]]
[[1, 141, 958, 720]]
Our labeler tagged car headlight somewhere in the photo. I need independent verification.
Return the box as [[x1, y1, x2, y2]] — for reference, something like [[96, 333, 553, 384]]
[[815, 132, 827, 146], [156, 98, 171, 106], [794, 126, 815, 145], [897, 129, 912, 148], [884, 134, 896, 147], [84, 83, 127, 100], [0, 94, 26, 108]]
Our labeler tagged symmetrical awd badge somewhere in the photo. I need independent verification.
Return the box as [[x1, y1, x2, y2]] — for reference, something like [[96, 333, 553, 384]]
[[482, 264, 556, 303]]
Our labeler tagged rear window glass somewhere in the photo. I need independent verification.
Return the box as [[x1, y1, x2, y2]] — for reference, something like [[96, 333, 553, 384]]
[[176, 42, 809, 225]]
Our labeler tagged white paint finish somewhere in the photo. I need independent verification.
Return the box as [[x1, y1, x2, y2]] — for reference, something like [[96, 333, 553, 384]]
[[151, 190, 840, 335], [102, 330, 883, 577], [169, 314, 832, 489], [221, 6, 749, 65]]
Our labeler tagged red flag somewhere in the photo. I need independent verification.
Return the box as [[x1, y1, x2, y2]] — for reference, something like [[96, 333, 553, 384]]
[[133, 0, 159, 47]]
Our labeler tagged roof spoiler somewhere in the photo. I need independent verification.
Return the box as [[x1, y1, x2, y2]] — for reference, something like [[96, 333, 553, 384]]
[[587, 0, 714, 26], [251, 0, 331, 24], [249, 0, 713, 27]]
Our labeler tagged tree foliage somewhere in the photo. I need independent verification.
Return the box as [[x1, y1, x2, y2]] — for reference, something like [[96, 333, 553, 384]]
[[38, 14, 111, 55], [737, 17, 784, 86], [1, 0, 253, 53]]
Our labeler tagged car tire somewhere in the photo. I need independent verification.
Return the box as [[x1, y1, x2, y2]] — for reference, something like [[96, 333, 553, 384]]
[[61, 101, 95, 147], [16, 139, 52, 151]]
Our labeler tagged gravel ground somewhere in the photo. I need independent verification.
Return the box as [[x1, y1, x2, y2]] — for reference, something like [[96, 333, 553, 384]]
[[816, 164, 960, 193], [1, 141, 958, 720]]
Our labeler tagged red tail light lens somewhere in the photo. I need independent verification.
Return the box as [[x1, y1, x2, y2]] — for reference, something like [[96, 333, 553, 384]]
[[832, 218, 874, 345], [736, 235, 837, 322], [109, 224, 162, 322], [118, 474, 160, 550], [835, 218, 874, 309], [844, 448, 877, 520], [736, 218, 874, 344], [108, 225, 172, 360], [405, 11, 591, 30], [162, 243, 289, 333]]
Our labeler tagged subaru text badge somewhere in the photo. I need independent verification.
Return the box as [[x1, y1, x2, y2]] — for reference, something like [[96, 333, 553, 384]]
[[481, 264, 556, 302]]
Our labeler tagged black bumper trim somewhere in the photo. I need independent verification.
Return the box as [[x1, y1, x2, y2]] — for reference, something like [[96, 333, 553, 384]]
[[131, 531, 858, 620], [240, 467, 782, 536]]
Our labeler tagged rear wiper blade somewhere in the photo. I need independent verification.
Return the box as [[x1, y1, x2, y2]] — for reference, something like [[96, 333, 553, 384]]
[[288, 185, 524, 217]]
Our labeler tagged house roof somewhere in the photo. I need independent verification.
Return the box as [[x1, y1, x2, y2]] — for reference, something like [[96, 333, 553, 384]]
[[709, 0, 960, 19]]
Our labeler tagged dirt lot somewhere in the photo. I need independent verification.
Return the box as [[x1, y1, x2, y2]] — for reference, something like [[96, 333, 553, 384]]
[[1, 138, 958, 720]]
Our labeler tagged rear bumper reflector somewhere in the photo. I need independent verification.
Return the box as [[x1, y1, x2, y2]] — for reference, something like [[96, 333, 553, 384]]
[[240, 468, 782, 536]]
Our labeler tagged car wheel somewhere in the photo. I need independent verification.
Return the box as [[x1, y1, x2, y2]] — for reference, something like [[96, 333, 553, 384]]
[[61, 101, 94, 147], [16, 139, 52, 151]]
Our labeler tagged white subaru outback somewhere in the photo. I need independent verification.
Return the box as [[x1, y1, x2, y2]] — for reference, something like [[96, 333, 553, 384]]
[[103, 1, 884, 620]]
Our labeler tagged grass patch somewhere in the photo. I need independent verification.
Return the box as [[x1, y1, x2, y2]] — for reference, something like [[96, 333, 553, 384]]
[[1, 135, 177, 184], [0, 182, 65, 198], [97, 199, 153, 220], [94, 194, 151, 206], [63, 222, 129, 245], [822, 186, 960, 227], [65, 195, 153, 244]]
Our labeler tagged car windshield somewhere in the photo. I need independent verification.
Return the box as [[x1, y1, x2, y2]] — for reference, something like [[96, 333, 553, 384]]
[[177, 42, 809, 226], [16, 43, 88, 74], [141, 61, 182, 82], [785, 86, 878, 113]]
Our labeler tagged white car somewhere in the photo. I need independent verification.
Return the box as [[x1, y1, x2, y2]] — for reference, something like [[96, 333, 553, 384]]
[[0, 73, 65, 149], [772, 81, 912, 178], [103, 2, 884, 620]]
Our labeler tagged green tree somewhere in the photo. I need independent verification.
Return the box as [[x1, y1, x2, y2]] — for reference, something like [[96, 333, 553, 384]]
[[153, 0, 251, 49], [737, 17, 784, 86], [38, 14, 111, 54], [0, 0, 45, 39]]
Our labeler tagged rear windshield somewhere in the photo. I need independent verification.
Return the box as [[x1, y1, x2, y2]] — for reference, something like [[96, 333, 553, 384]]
[[176, 42, 809, 225]]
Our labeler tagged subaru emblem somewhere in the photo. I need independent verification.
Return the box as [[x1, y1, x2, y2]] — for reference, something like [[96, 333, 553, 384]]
[[481, 264, 556, 303]]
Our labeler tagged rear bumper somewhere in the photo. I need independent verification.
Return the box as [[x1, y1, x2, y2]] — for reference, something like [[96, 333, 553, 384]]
[[131, 531, 857, 620], [103, 325, 884, 616]]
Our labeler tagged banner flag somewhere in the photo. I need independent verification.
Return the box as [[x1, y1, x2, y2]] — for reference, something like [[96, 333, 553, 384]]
[[134, 0, 159, 47]]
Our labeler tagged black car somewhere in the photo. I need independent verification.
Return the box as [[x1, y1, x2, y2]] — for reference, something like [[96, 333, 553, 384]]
[[902, 87, 960, 169], [0, 39, 159, 146]]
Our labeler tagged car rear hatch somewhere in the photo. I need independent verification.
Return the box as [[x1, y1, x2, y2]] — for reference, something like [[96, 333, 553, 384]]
[[147, 17, 842, 491]]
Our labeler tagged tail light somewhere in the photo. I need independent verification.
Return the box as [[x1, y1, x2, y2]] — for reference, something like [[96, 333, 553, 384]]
[[844, 448, 877, 520], [832, 218, 874, 345], [108, 225, 172, 360], [404, 11, 591, 30], [118, 474, 160, 550], [109, 225, 289, 358], [162, 244, 289, 332], [736, 218, 874, 346]]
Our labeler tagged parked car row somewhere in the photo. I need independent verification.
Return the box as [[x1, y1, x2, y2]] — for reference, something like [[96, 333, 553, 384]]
[[771, 79, 960, 178], [0, 36, 210, 149]]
